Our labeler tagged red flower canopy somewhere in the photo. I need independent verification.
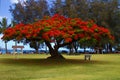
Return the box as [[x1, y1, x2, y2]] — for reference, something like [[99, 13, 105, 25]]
[[2, 14, 114, 43]]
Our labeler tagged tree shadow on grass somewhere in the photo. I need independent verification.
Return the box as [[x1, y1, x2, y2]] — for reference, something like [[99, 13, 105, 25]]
[[0, 58, 110, 67]]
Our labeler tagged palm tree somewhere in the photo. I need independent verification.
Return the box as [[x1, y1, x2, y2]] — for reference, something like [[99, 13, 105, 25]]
[[0, 18, 9, 53]]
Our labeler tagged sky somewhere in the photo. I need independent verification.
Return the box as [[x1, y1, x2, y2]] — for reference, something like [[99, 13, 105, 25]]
[[0, 0, 12, 23], [0, 0, 34, 50], [0, 0, 26, 22]]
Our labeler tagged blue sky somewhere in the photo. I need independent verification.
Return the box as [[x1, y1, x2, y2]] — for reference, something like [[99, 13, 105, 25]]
[[0, 0, 12, 23], [0, 0, 26, 23], [0, 0, 34, 50]]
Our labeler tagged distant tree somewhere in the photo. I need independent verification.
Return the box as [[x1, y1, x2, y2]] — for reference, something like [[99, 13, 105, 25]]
[[51, 0, 89, 19], [30, 41, 41, 53], [50, 0, 64, 15], [89, 0, 119, 52], [112, 11, 120, 48], [10, 0, 50, 24], [0, 18, 10, 53]]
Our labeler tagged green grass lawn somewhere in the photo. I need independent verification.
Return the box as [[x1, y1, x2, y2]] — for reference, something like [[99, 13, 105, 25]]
[[0, 54, 120, 80]]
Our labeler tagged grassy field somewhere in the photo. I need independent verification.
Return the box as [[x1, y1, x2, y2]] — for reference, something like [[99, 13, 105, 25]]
[[0, 54, 120, 80]]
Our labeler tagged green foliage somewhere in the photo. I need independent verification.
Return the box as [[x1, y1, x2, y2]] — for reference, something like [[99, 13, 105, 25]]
[[79, 38, 97, 48], [0, 18, 9, 53], [0, 18, 8, 33], [76, 29, 83, 33], [30, 41, 41, 53], [10, 0, 49, 24], [43, 27, 51, 32]]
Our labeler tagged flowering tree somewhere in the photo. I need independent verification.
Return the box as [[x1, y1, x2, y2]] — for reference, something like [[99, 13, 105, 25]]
[[2, 14, 114, 59]]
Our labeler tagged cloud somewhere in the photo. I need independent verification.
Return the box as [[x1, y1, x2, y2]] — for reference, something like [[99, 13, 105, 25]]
[[10, 0, 19, 4], [0, 16, 5, 20], [0, 16, 8, 21], [0, 16, 11, 24], [0, 16, 2, 21], [10, 0, 27, 4]]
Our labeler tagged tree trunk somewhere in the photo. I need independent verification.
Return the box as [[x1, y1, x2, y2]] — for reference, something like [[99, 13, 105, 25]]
[[45, 41, 65, 59], [69, 44, 74, 55], [5, 41, 8, 54], [35, 48, 39, 54], [105, 44, 108, 53], [109, 44, 112, 53], [15, 41, 17, 52], [47, 49, 65, 59], [73, 42, 79, 53], [74, 48, 78, 53], [84, 47, 86, 53], [99, 48, 102, 54]]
